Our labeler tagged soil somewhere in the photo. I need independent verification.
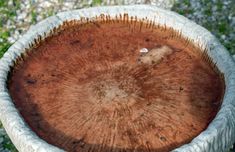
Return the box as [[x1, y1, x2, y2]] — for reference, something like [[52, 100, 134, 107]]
[[8, 19, 224, 152]]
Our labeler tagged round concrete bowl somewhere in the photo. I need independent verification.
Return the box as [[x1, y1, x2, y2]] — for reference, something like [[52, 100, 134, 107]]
[[0, 5, 235, 152]]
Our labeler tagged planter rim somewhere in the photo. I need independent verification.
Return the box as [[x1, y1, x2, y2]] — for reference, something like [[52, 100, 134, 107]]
[[0, 5, 235, 152]]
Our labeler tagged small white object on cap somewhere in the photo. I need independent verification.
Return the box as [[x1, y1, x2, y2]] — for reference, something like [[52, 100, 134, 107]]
[[140, 48, 149, 53]]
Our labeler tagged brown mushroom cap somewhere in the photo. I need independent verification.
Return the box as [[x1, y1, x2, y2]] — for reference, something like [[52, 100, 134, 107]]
[[8, 20, 224, 152]]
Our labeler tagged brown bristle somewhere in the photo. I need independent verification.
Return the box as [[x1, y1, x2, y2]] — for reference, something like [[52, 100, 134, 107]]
[[8, 15, 224, 152]]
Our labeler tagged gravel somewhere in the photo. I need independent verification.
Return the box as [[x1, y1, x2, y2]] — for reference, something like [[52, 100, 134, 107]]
[[172, 0, 235, 54]]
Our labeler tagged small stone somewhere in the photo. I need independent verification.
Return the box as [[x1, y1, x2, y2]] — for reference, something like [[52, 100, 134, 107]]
[[0, 137, 3, 143], [139, 48, 149, 53], [0, 128, 6, 136]]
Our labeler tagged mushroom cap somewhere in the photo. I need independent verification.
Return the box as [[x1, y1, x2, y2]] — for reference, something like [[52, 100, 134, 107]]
[[9, 20, 224, 152]]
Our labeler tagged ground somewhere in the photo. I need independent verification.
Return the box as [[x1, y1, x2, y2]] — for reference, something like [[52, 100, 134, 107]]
[[0, 0, 234, 151]]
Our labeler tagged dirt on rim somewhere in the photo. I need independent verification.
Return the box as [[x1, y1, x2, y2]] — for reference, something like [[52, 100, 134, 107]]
[[8, 18, 224, 152]]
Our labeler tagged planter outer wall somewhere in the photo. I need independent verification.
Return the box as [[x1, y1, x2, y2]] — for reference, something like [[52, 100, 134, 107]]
[[0, 5, 235, 152]]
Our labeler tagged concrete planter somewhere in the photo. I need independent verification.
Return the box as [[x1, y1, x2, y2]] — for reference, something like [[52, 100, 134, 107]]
[[0, 5, 235, 152]]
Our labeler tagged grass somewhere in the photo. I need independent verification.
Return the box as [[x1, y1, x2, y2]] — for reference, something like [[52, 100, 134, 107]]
[[172, 0, 235, 54], [0, 0, 18, 58], [0, 122, 18, 152], [92, 0, 102, 6]]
